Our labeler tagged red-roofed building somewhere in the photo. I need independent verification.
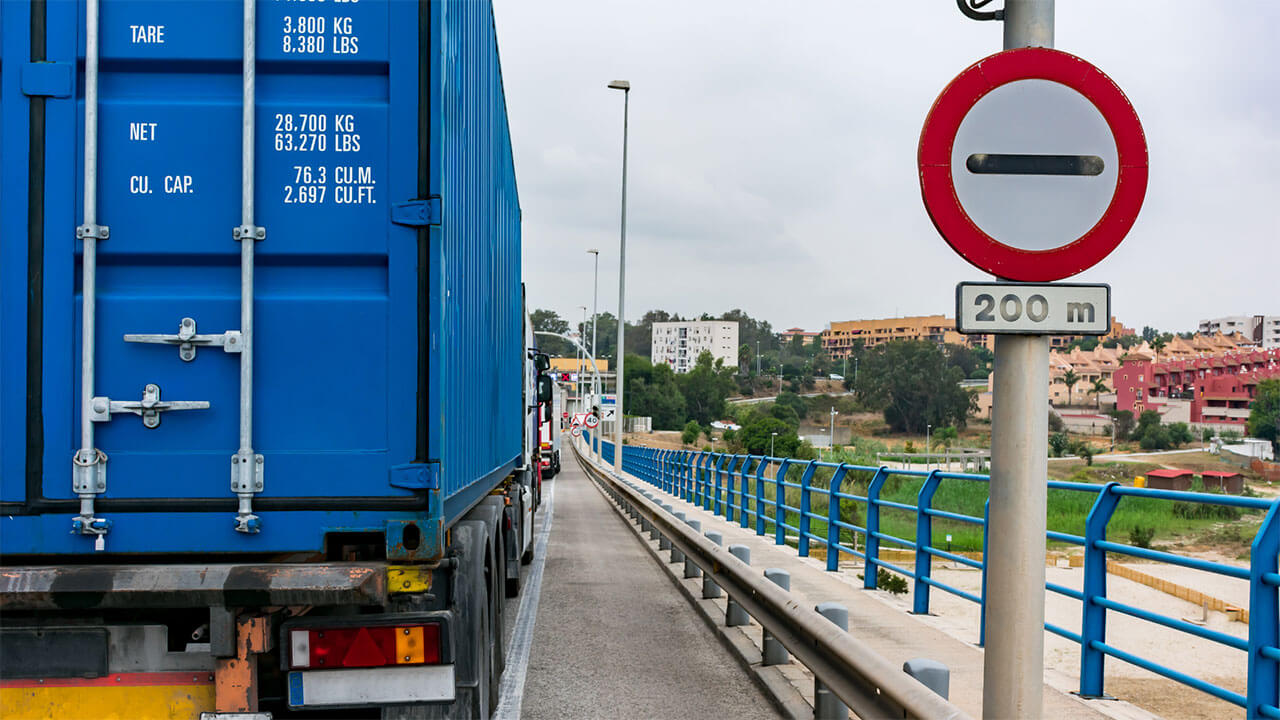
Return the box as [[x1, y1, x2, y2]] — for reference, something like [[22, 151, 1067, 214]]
[[778, 327, 820, 346], [1144, 468, 1194, 491], [1114, 348, 1280, 425], [1201, 471, 1244, 494]]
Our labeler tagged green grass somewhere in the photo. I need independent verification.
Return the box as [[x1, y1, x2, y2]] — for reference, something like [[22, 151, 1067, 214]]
[[691, 461, 1262, 556]]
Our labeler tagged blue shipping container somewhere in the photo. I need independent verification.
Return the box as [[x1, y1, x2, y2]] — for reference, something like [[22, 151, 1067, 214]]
[[0, 0, 522, 557]]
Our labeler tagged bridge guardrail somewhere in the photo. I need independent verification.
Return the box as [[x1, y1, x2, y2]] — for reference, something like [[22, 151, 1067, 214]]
[[572, 438, 972, 720], [583, 432, 1280, 719]]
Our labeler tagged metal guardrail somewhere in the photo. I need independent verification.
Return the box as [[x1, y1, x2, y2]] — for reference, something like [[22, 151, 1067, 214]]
[[572, 441, 971, 720], [583, 432, 1280, 719]]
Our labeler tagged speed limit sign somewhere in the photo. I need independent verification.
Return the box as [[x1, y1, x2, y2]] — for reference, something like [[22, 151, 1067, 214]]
[[584, 414, 600, 429]]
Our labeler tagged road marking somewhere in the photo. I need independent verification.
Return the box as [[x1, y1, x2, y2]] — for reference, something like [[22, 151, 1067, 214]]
[[494, 476, 557, 720]]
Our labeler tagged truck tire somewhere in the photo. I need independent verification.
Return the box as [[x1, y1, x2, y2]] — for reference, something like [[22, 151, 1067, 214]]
[[470, 498, 507, 678], [448, 521, 494, 720]]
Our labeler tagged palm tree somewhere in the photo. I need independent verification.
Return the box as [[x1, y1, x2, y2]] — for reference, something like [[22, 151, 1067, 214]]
[[1150, 336, 1166, 362], [1089, 378, 1109, 409], [1062, 369, 1080, 407]]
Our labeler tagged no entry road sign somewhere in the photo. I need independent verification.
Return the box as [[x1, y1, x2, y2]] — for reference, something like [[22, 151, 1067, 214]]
[[919, 47, 1147, 281]]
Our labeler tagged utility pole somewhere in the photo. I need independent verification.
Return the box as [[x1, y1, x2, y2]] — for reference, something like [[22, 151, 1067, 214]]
[[588, 248, 600, 459], [985, 2, 1053, 718], [830, 407, 838, 451]]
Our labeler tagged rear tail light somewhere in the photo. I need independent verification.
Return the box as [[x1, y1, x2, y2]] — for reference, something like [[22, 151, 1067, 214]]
[[288, 624, 442, 670]]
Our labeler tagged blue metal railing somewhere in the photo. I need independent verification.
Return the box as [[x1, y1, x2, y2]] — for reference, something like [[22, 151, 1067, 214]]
[[579, 433, 1279, 717]]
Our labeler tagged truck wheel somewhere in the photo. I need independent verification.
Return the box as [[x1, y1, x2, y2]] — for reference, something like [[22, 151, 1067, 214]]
[[449, 521, 494, 720]]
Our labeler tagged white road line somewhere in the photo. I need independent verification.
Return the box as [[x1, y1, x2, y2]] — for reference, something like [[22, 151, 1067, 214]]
[[494, 476, 557, 720]]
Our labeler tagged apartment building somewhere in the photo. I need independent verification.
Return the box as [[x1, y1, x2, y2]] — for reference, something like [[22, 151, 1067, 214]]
[[651, 320, 739, 373], [1199, 315, 1280, 349], [1114, 347, 1280, 425], [821, 315, 971, 359], [778, 327, 820, 346]]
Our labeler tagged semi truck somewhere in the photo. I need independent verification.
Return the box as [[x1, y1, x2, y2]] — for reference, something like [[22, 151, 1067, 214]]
[[0, 0, 543, 717]]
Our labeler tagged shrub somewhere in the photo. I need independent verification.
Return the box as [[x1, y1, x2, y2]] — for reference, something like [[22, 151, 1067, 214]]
[[878, 569, 909, 595], [681, 420, 702, 446], [1048, 412, 1065, 433], [1049, 432, 1071, 457], [1129, 525, 1155, 549]]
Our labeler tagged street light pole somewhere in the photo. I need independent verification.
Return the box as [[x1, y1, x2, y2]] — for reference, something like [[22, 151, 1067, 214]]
[[926, 423, 932, 470], [830, 408, 838, 450], [608, 79, 630, 474], [577, 305, 587, 414], [587, 248, 600, 458], [756, 340, 761, 376], [770, 432, 777, 458]]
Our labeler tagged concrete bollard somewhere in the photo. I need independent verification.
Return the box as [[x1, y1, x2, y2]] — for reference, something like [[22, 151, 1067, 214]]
[[684, 520, 702, 578], [903, 658, 950, 700], [703, 531, 723, 598], [725, 545, 751, 626], [658, 504, 673, 550], [814, 602, 850, 720], [671, 512, 687, 563], [762, 569, 791, 666]]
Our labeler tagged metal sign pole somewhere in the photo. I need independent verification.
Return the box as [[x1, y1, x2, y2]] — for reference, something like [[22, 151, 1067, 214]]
[[984, 2, 1053, 717]]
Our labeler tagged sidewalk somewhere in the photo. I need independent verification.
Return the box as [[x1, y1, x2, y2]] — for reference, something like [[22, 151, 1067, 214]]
[[581, 445, 1154, 720]]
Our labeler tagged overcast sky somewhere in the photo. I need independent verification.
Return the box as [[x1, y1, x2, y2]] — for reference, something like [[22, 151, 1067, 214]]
[[493, 1, 1279, 335]]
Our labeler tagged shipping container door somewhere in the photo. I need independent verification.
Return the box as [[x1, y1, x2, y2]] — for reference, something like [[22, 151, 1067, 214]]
[[38, 0, 420, 512]]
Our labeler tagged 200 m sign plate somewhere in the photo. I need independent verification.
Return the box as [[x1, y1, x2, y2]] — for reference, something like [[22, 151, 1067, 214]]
[[956, 282, 1110, 335]]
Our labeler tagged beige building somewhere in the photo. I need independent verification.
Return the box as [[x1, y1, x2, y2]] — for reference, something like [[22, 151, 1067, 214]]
[[822, 315, 984, 358], [651, 320, 739, 373]]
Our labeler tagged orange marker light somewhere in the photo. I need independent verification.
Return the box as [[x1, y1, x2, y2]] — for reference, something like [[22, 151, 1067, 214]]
[[395, 626, 425, 664]]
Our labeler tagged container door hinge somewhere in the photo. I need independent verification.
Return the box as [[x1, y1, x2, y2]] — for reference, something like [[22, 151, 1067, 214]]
[[390, 462, 440, 490], [391, 197, 442, 227], [21, 62, 74, 97], [91, 384, 210, 428], [124, 317, 243, 361]]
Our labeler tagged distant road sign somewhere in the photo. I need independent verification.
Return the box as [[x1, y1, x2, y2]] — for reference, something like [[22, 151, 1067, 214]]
[[600, 407, 616, 422], [584, 413, 600, 429], [956, 282, 1110, 335], [570, 427, 581, 438], [919, 47, 1147, 281]]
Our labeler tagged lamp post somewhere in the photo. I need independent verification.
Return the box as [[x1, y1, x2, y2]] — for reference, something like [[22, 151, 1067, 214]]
[[587, 248, 600, 458], [830, 407, 838, 450], [770, 432, 778, 458], [577, 305, 587, 414], [608, 79, 630, 473], [756, 340, 761, 377], [926, 423, 932, 470]]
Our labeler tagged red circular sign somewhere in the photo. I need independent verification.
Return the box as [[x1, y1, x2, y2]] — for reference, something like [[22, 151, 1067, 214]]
[[918, 47, 1147, 281]]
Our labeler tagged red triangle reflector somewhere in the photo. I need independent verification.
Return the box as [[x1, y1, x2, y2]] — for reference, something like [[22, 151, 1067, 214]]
[[341, 628, 387, 667]]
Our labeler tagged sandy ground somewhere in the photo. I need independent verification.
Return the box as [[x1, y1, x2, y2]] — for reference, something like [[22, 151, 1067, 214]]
[[841, 558, 1253, 719]]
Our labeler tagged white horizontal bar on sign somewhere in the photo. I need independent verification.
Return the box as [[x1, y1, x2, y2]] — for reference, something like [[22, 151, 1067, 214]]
[[955, 282, 1110, 335], [291, 665, 455, 708]]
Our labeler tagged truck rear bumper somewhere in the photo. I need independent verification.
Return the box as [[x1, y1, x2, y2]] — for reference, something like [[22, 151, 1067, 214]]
[[0, 562, 389, 610], [288, 665, 456, 708]]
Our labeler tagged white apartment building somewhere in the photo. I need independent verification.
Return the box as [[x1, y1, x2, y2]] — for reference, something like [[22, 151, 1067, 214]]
[[651, 320, 740, 373], [1198, 315, 1280, 349]]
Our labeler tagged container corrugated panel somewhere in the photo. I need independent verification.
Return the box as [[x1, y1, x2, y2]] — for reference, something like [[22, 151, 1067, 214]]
[[0, 0, 521, 557], [430, 0, 522, 522]]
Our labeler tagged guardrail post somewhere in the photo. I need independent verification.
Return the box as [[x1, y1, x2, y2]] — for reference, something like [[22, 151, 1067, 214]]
[[913, 470, 943, 615], [826, 464, 850, 571], [979, 498, 990, 647], [715, 455, 727, 517], [659, 504, 673, 550], [726, 545, 751, 626], [685, 520, 702, 578], [903, 658, 950, 700], [774, 459, 793, 546], [739, 457, 753, 529], [864, 467, 889, 590], [762, 569, 791, 665], [1247, 500, 1280, 719], [703, 531, 724, 598], [684, 451, 694, 501], [799, 460, 818, 557], [814, 602, 850, 720], [727, 456, 737, 517], [1079, 482, 1121, 698], [657, 449, 667, 489], [752, 458, 762, 532]]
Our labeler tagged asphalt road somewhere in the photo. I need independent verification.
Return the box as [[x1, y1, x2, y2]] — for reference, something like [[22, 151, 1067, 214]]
[[500, 458, 778, 720]]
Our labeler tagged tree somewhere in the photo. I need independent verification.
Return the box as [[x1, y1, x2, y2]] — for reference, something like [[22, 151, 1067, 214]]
[[1049, 432, 1071, 457], [768, 402, 800, 429], [1150, 336, 1166, 362], [737, 344, 752, 375], [944, 343, 992, 380], [677, 351, 737, 425], [1248, 379, 1280, 454], [1108, 409, 1135, 441], [530, 308, 573, 357], [681, 420, 702, 446], [622, 354, 686, 430], [774, 391, 808, 420], [737, 416, 801, 456], [1132, 410, 1172, 450], [856, 340, 975, 433], [1061, 369, 1080, 407], [1089, 378, 1110, 409], [934, 426, 959, 450], [1167, 422, 1193, 448]]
